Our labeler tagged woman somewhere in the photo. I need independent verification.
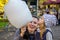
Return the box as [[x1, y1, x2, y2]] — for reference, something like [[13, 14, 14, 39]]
[[38, 17, 53, 40], [14, 16, 40, 40]]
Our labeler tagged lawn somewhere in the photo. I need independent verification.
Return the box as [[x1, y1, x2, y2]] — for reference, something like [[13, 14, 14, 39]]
[[0, 19, 8, 29]]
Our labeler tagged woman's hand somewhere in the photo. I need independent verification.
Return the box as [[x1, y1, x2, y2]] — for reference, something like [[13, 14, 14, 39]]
[[20, 26, 26, 37]]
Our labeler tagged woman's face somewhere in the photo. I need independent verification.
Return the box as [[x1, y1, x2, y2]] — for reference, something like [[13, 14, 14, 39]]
[[38, 17, 45, 30], [39, 17, 44, 24], [27, 17, 38, 33]]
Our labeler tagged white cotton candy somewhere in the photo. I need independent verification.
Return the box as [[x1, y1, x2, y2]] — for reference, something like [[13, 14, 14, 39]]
[[4, 0, 33, 28]]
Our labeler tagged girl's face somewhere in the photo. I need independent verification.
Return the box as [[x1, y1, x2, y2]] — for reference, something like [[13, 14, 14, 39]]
[[27, 17, 38, 33], [38, 17, 44, 25], [38, 17, 45, 30]]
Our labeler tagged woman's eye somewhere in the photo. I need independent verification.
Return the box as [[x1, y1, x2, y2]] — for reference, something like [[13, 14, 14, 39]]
[[30, 21, 32, 23], [34, 22, 37, 24]]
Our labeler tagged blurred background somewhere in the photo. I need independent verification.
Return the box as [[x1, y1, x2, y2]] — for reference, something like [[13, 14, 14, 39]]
[[38, 0, 60, 24], [23, 0, 37, 16]]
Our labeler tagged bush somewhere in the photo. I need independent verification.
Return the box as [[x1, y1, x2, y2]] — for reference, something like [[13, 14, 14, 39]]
[[0, 19, 9, 22]]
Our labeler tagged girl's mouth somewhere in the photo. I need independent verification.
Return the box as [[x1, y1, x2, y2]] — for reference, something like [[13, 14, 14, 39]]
[[30, 25, 35, 29]]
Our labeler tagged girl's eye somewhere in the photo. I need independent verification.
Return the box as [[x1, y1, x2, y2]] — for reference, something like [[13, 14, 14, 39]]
[[34, 22, 37, 24], [30, 21, 37, 24], [30, 21, 32, 23]]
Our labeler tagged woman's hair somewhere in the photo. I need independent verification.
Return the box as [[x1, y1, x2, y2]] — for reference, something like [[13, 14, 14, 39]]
[[32, 15, 39, 20], [39, 17, 46, 39], [39, 16, 46, 28]]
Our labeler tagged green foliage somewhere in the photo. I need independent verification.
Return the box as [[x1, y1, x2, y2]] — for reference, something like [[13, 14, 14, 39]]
[[0, 19, 8, 29]]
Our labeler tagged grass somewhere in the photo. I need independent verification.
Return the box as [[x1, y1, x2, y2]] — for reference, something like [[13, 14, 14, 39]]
[[0, 19, 8, 29]]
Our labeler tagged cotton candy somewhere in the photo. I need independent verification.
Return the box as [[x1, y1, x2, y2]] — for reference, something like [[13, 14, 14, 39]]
[[4, 0, 32, 28]]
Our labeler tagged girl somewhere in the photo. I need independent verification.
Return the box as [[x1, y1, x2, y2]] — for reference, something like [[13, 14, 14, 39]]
[[38, 17, 53, 40]]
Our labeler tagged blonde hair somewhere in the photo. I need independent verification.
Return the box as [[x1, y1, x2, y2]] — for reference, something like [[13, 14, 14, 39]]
[[39, 16, 46, 39]]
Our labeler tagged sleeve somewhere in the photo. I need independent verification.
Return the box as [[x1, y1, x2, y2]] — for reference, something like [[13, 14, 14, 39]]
[[46, 32, 53, 40]]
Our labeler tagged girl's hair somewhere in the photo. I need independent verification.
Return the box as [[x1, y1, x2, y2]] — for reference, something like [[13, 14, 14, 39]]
[[32, 15, 39, 20], [39, 17, 46, 39], [39, 16, 46, 28]]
